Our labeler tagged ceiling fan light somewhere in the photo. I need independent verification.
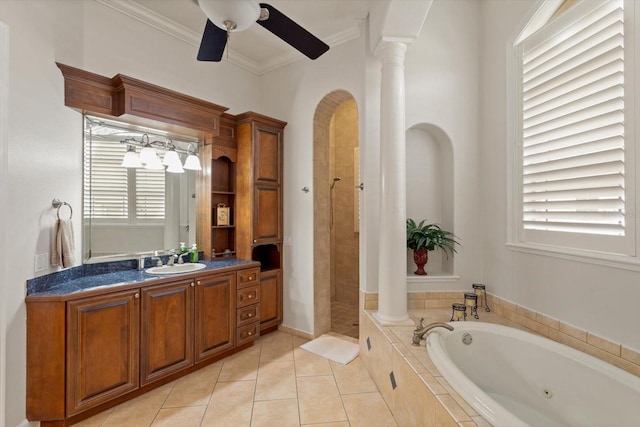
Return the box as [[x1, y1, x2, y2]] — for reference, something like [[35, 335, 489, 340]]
[[195, 0, 260, 32], [183, 154, 202, 171]]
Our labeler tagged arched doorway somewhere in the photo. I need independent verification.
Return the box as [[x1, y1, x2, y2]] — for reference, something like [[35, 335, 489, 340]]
[[313, 90, 360, 338]]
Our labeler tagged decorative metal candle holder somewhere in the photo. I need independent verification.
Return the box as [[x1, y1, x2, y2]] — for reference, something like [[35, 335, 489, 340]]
[[450, 302, 467, 321], [472, 283, 491, 312], [464, 292, 479, 319]]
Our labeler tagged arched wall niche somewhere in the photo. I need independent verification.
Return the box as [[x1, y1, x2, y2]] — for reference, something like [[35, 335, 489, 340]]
[[406, 123, 455, 276]]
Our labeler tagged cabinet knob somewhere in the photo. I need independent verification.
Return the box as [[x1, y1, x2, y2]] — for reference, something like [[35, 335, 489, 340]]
[[253, 239, 257, 243], [248, 276, 253, 281], [248, 313, 253, 317], [134, 293, 140, 299], [197, 281, 201, 286], [248, 294, 253, 299], [191, 282, 195, 287], [248, 331, 252, 336]]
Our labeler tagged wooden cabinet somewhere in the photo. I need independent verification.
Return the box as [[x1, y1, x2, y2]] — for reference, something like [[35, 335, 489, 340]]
[[194, 272, 236, 362], [235, 113, 286, 333], [197, 143, 237, 260], [26, 264, 261, 427], [258, 269, 283, 330], [236, 114, 285, 249], [66, 289, 140, 416], [235, 266, 261, 343], [140, 279, 194, 386]]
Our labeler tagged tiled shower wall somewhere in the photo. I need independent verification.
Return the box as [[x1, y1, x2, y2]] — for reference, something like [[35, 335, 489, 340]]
[[329, 99, 359, 306]]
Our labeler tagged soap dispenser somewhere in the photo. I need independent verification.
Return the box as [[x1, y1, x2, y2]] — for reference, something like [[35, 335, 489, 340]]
[[190, 243, 198, 263]]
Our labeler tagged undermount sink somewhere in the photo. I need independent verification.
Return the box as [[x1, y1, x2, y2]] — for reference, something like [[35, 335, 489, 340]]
[[146, 263, 206, 275]]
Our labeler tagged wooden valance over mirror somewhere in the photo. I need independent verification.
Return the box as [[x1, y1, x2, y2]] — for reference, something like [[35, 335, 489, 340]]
[[56, 62, 228, 143]]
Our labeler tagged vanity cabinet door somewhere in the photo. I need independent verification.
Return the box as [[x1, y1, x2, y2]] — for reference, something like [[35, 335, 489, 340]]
[[66, 289, 140, 416], [253, 183, 281, 245], [140, 279, 194, 385], [259, 269, 282, 331], [194, 272, 236, 362]]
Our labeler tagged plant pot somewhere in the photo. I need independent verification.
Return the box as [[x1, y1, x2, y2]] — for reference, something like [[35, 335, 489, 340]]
[[413, 248, 428, 275]]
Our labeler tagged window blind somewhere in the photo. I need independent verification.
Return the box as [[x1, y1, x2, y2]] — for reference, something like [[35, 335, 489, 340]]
[[521, 0, 625, 236], [135, 162, 165, 220], [85, 137, 129, 220], [84, 137, 165, 222]]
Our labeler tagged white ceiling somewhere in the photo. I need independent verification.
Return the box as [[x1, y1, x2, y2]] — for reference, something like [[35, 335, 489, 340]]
[[101, 0, 370, 74]]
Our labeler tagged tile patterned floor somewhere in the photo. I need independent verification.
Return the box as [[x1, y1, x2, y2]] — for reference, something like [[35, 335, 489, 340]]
[[76, 331, 395, 427], [331, 301, 359, 339]]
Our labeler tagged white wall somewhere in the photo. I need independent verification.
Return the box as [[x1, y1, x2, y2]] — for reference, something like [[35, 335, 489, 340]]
[[1, 1, 262, 425], [404, 0, 483, 289], [480, 0, 640, 350], [260, 35, 367, 335], [259, 0, 485, 333], [1, 19, 9, 427]]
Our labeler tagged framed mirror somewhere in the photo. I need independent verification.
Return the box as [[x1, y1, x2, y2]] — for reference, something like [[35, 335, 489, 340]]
[[83, 115, 201, 262]]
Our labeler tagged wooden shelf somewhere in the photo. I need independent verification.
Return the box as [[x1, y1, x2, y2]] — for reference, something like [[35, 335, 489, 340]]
[[212, 191, 235, 195]]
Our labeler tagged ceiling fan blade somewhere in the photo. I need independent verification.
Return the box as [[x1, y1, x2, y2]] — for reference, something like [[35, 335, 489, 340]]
[[197, 19, 228, 61], [257, 3, 329, 60]]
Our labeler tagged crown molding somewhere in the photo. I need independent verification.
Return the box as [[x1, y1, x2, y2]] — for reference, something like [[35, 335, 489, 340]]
[[96, 0, 261, 74], [95, 0, 363, 76]]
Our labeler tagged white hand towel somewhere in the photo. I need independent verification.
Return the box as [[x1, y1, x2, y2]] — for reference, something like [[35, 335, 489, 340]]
[[51, 219, 76, 268]]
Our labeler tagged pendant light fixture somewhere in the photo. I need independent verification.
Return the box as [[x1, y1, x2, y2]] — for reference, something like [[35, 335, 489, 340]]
[[139, 134, 159, 165], [119, 136, 200, 173], [162, 140, 185, 174], [121, 145, 143, 168], [183, 144, 202, 171]]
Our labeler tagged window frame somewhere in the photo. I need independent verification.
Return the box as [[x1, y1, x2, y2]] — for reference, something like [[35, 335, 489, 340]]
[[507, 0, 640, 266]]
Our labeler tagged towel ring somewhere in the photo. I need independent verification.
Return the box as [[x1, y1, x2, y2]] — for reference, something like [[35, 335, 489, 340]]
[[52, 199, 73, 220]]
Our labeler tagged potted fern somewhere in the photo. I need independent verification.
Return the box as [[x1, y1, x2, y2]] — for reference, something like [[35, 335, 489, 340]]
[[406, 218, 460, 275]]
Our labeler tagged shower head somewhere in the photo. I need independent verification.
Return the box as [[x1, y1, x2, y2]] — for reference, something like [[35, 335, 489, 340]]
[[330, 177, 342, 190]]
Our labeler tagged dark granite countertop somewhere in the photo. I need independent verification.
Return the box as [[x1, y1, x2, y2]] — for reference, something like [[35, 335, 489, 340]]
[[26, 258, 260, 299]]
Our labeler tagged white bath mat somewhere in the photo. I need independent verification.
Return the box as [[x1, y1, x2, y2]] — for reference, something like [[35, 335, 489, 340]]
[[300, 334, 359, 365]]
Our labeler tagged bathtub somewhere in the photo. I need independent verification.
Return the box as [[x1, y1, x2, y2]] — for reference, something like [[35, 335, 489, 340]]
[[426, 321, 640, 427]]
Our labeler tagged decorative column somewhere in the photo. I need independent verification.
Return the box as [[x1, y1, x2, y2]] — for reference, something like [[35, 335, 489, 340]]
[[375, 41, 411, 325]]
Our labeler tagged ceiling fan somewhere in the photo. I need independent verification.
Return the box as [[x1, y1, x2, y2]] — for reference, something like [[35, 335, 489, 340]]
[[192, 0, 330, 62]]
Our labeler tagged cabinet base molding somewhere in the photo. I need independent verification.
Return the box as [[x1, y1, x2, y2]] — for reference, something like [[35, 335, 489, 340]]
[[37, 341, 253, 427]]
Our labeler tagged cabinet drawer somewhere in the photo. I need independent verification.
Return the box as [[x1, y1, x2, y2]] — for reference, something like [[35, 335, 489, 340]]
[[237, 322, 260, 345], [237, 268, 260, 288], [237, 285, 260, 307], [237, 303, 260, 327]]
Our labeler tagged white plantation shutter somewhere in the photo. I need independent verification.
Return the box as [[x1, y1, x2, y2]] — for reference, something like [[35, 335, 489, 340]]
[[84, 137, 129, 220], [85, 137, 165, 223], [520, 0, 627, 238], [135, 154, 165, 220]]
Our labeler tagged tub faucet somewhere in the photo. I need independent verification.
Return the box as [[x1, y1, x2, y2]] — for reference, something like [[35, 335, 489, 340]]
[[412, 321, 454, 346]]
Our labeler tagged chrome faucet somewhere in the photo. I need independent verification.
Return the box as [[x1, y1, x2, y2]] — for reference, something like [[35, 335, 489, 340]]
[[177, 252, 190, 264], [412, 320, 454, 346], [166, 249, 178, 266]]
